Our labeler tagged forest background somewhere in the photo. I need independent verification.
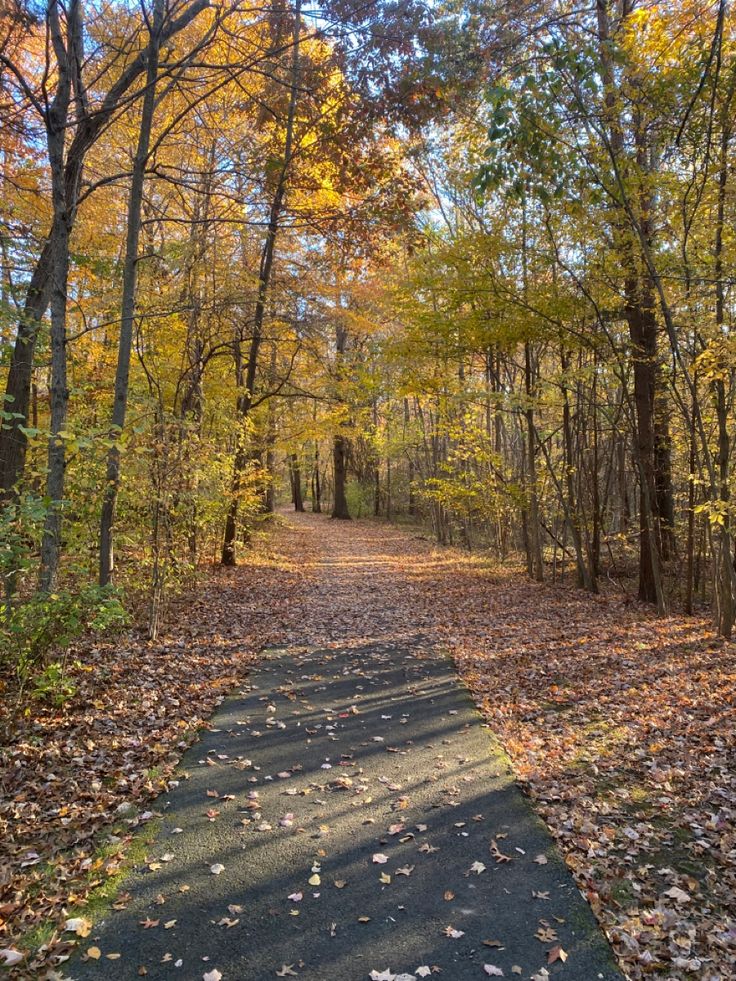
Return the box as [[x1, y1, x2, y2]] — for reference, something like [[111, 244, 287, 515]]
[[2, 0, 736, 648]]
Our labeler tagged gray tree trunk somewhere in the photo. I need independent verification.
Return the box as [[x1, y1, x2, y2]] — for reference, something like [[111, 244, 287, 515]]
[[331, 323, 351, 520], [99, 0, 165, 586], [38, 0, 80, 592], [222, 0, 302, 564]]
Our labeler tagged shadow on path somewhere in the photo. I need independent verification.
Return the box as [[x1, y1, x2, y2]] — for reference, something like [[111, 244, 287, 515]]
[[69, 637, 623, 981]]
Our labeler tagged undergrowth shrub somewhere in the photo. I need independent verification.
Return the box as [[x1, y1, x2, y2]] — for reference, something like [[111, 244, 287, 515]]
[[0, 584, 129, 699]]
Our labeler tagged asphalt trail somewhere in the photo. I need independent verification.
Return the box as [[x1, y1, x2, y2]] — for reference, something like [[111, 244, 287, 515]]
[[70, 637, 622, 981]]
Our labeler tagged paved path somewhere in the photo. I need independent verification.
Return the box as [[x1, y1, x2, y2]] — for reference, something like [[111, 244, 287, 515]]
[[70, 637, 622, 981]]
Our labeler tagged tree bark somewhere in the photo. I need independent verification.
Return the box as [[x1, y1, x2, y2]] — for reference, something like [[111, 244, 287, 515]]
[[222, 0, 302, 564], [312, 439, 322, 512], [38, 0, 80, 591], [99, 0, 164, 587], [331, 320, 351, 520], [290, 452, 305, 511], [524, 341, 543, 581], [712, 113, 734, 636], [332, 433, 351, 519], [596, 0, 664, 611]]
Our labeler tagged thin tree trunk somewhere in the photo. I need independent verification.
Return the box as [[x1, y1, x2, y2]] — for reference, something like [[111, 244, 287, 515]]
[[312, 440, 321, 512], [331, 319, 351, 520], [38, 0, 80, 592], [684, 411, 696, 616], [99, 0, 164, 586], [332, 434, 350, 519], [222, 0, 302, 564], [591, 354, 601, 577], [290, 453, 304, 511], [263, 343, 278, 513], [712, 115, 734, 636], [524, 342, 543, 581], [559, 349, 596, 591]]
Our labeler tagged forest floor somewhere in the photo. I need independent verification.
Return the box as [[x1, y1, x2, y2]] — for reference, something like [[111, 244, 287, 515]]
[[1, 513, 734, 980]]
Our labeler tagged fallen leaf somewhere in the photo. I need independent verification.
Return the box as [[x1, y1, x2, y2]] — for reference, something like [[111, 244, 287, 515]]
[[663, 886, 691, 904], [547, 945, 568, 964], [490, 839, 512, 863], [65, 917, 92, 937], [0, 949, 24, 967]]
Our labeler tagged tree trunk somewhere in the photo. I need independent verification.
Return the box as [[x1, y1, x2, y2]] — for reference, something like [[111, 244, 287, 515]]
[[331, 316, 351, 520], [312, 439, 322, 512], [596, 0, 664, 610], [332, 434, 351, 520], [0, 247, 52, 497], [524, 342, 543, 581], [628, 289, 664, 607], [290, 453, 304, 512], [38, 0, 80, 591], [386, 452, 392, 522], [221, 0, 301, 564], [684, 398, 696, 615], [99, 0, 164, 586], [38, 225, 71, 592], [263, 343, 278, 513], [560, 349, 596, 591], [712, 114, 734, 636], [654, 385, 675, 559]]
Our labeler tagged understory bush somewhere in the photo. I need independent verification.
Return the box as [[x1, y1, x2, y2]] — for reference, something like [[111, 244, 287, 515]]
[[0, 584, 129, 698]]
